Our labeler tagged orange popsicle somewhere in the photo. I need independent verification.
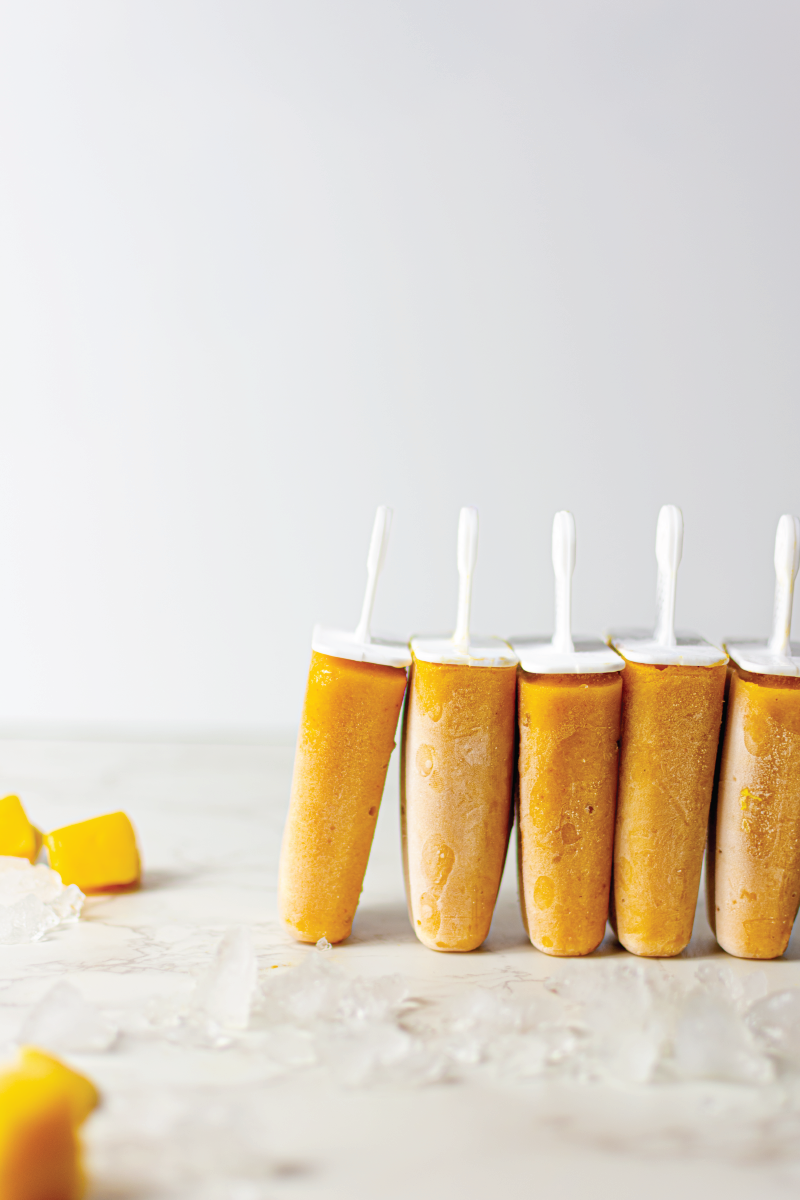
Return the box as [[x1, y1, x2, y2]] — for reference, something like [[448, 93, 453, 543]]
[[279, 506, 410, 944], [712, 515, 800, 958], [511, 512, 624, 956], [280, 650, 407, 943], [611, 505, 727, 957], [402, 508, 518, 952]]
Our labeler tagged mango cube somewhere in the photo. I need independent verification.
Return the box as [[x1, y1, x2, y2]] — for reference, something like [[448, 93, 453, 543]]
[[0, 1047, 98, 1200], [17, 1048, 99, 1126], [0, 795, 41, 863], [44, 812, 141, 892]]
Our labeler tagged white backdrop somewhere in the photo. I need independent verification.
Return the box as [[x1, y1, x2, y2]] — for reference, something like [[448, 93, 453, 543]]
[[0, 1, 797, 733]]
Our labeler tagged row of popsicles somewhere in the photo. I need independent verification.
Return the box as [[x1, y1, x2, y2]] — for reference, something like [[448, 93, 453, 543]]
[[278, 505, 800, 960]]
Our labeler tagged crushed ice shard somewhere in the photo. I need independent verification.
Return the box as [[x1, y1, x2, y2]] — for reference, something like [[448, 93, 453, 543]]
[[20, 979, 118, 1052], [192, 926, 258, 1030], [0, 856, 84, 944]]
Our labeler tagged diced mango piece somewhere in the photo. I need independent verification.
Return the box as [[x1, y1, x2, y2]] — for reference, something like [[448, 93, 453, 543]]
[[0, 795, 40, 863], [44, 812, 141, 892], [0, 1047, 98, 1200], [17, 1048, 99, 1126]]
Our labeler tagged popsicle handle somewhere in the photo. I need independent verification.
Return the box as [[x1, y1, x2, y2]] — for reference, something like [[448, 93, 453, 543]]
[[768, 513, 800, 657], [354, 505, 392, 644], [453, 506, 478, 649], [653, 504, 683, 648], [551, 510, 576, 655]]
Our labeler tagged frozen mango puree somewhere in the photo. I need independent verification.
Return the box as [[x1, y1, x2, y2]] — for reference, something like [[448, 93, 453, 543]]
[[0, 795, 42, 863], [45, 812, 141, 892], [517, 670, 622, 956], [613, 658, 726, 956], [0, 1047, 98, 1200], [402, 659, 517, 952], [280, 650, 407, 944], [712, 668, 800, 959]]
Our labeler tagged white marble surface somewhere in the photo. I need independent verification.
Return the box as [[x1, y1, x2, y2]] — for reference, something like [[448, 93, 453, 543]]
[[1, 737, 800, 1199]]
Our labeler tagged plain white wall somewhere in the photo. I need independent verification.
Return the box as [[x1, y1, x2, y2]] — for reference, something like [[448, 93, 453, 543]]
[[0, 0, 797, 732]]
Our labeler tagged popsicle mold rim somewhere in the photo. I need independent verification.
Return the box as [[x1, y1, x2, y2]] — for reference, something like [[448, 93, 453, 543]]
[[724, 640, 800, 677], [511, 635, 623, 674], [509, 510, 624, 674], [410, 633, 518, 668], [609, 630, 727, 667], [311, 624, 411, 668], [726, 513, 800, 677], [309, 505, 412, 669]]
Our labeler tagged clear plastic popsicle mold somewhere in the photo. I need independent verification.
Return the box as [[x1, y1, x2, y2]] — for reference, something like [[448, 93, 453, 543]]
[[411, 507, 517, 668], [610, 504, 727, 668], [725, 514, 800, 677], [510, 511, 624, 674], [311, 505, 411, 668]]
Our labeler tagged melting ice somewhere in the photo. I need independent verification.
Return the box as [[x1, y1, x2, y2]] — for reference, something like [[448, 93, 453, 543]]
[[0, 857, 84, 944], [20, 979, 118, 1052]]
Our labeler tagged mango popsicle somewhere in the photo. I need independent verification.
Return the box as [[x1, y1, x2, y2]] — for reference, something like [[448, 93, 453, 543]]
[[402, 507, 518, 952], [712, 514, 800, 959], [510, 512, 624, 956], [610, 505, 727, 957], [279, 507, 410, 945]]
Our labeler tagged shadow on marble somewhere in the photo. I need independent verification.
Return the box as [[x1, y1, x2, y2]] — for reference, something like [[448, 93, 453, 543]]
[[346, 893, 729, 962], [138, 868, 195, 892], [484, 893, 534, 952], [348, 900, 418, 945], [487, 896, 731, 963]]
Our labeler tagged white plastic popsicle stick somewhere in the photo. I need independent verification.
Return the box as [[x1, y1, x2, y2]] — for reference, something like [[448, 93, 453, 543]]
[[453, 506, 478, 650], [412, 506, 516, 668], [551, 510, 576, 655], [509, 509, 622, 674], [509, 510, 622, 674], [767, 513, 800, 657], [312, 504, 409, 668], [354, 505, 392, 645], [653, 504, 683, 648], [611, 504, 724, 667]]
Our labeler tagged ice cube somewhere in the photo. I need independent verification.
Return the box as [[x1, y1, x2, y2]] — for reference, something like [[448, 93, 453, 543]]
[[262, 953, 349, 1026], [747, 989, 800, 1066], [548, 962, 675, 1084], [0, 857, 84, 944], [0, 893, 60, 944], [258, 953, 431, 1085], [192, 927, 258, 1031], [738, 970, 769, 1009], [338, 974, 408, 1025], [672, 991, 774, 1084], [48, 884, 85, 923], [489, 1030, 552, 1080], [261, 1024, 317, 1068], [20, 979, 118, 1052], [694, 962, 739, 998], [318, 1021, 415, 1087], [438, 988, 523, 1068], [694, 963, 768, 1011]]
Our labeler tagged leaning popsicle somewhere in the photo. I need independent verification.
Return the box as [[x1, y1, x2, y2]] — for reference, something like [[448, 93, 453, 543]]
[[510, 512, 624, 956], [711, 515, 800, 959], [279, 507, 410, 944], [402, 508, 518, 952], [610, 505, 727, 957]]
